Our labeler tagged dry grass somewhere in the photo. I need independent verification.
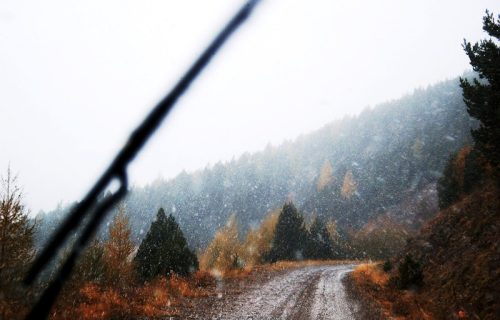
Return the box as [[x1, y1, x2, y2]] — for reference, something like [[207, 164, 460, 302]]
[[191, 270, 217, 287], [52, 271, 219, 320], [268, 259, 361, 270], [65, 280, 181, 320], [219, 267, 254, 279], [202, 259, 360, 281], [169, 272, 214, 298], [351, 263, 389, 286]]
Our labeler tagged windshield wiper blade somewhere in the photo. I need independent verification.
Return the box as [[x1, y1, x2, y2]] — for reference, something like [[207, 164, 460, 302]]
[[24, 1, 263, 318]]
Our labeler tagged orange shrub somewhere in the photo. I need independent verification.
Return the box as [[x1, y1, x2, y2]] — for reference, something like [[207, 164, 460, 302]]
[[240, 210, 279, 267], [352, 263, 389, 286], [77, 283, 131, 320], [199, 215, 241, 273], [200, 210, 279, 274], [192, 270, 216, 288], [169, 274, 212, 298], [129, 277, 180, 318]]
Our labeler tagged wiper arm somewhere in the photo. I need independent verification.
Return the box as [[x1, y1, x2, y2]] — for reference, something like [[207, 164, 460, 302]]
[[24, 0, 263, 318]]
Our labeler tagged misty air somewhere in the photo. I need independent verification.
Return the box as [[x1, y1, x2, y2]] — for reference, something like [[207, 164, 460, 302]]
[[1, 0, 499, 319]]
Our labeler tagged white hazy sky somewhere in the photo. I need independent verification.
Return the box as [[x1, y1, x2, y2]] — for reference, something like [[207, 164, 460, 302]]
[[1, 0, 499, 213]]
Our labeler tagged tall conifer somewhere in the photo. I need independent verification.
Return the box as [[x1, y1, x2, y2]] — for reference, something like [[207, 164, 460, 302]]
[[267, 202, 307, 262], [460, 11, 500, 170], [134, 208, 198, 281]]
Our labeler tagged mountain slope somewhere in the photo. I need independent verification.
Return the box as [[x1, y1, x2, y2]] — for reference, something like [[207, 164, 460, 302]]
[[37, 76, 474, 249], [402, 181, 499, 318]]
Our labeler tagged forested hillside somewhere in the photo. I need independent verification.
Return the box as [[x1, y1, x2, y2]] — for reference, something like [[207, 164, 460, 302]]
[[36, 76, 474, 250]]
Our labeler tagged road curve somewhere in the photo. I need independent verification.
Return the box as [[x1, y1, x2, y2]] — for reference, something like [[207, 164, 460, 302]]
[[212, 264, 359, 320]]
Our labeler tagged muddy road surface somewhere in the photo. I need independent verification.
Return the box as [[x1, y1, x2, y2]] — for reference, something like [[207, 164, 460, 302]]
[[184, 264, 361, 319]]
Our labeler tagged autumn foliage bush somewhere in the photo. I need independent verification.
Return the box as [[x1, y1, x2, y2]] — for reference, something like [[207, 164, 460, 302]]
[[76, 284, 133, 320], [199, 214, 242, 273], [169, 272, 213, 298], [352, 263, 389, 287], [199, 210, 280, 275], [349, 263, 433, 319], [239, 210, 279, 267]]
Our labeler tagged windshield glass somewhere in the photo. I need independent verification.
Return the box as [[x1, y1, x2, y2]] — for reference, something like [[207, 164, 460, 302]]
[[1, 1, 499, 319]]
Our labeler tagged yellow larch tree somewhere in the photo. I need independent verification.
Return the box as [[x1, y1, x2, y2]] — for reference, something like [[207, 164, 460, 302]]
[[341, 170, 357, 199], [317, 160, 334, 192], [103, 205, 134, 288]]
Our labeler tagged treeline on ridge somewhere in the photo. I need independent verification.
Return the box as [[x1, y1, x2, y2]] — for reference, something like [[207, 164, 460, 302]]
[[36, 75, 475, 252]]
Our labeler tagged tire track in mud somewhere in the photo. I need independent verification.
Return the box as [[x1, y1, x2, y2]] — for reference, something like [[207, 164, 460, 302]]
[[311, 267, 359, 320], [286, 272, 322, 320]]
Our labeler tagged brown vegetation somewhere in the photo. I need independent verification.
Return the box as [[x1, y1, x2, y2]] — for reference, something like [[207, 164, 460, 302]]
[[199, 214, 241, 273], [402, 182, 500, 319], [103, 205, 134, 287], [0, 168, 35, 319], [52, 270, 216, 319], [268, 259, 359, 271], [239, 210, 279, 267], [348, 181, 500, 319], [348, 263, 434, 319], [199, 210, 279, 275]]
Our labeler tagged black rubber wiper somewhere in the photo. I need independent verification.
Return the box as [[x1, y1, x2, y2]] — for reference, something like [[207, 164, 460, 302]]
[[24, 1, 263, 318]]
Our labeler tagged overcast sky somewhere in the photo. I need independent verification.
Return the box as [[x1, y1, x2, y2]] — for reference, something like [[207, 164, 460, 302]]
[[1, 0, 499, 213]]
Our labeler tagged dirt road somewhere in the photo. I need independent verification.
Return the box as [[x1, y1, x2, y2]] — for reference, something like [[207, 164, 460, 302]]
[[186, 264, 360, 320]]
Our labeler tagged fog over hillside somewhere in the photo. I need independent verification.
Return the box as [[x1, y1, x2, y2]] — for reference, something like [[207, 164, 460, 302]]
[[36, 75, 474, 249], [3, 0, 496, 214]]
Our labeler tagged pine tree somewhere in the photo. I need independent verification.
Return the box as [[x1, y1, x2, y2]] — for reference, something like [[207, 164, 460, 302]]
[[438, 146, 485, 209], [134, 208, 198, 282], [103, 205, 134, 287], [306, 217, 333, 260], [0, 168, 35, 319], [460, 11, 500, 170], [267, 202, 307, 262]]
